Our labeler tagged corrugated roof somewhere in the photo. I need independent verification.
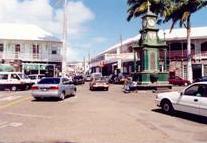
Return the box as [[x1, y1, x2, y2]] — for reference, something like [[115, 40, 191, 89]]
[[0, 23, 61, 42]]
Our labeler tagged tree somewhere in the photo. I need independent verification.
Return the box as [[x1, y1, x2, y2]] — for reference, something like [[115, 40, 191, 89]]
[[127, 0, 171, 22], [163, 0, 207, 82]]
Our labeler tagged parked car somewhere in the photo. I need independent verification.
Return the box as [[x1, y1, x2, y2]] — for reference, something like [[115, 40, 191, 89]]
[[89, 77, 109, 91], [108, 73, 126, 84], [31, 77, 76, 100], [155, 82, 207, 117], [90, 72, 102, 80], [28, 74, 45, 84], [73, 75, 85, 85], [193, 76, 207, 82], [169, 76, 190, 86], [85, 75, 92, 82], [0, 72, 33, 91]]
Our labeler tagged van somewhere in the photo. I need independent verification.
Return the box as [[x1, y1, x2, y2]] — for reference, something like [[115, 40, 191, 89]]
[[0, 72, 33, 91], [28, 74, 45, 84]]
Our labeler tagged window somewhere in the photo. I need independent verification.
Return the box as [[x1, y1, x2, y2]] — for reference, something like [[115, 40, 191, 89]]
[[33, 45, 39, 54], [0, 44, 4, 52], [15, 44, 20, 52], [52, 50, 57, 54], [184, 84, 199, 96], [11, 74, 20, 80], [0, 74, 8, 80], [201, 42, 207, 52], [197, 85, 207, 97], [38, 78, 60, 84]]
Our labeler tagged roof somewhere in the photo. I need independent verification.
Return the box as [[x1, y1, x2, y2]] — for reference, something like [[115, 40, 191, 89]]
[[0, 23, 61, 42], [96, 26, 207, 57]]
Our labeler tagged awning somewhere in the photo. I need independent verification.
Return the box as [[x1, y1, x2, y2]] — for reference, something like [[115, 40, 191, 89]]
[[0, 64, 15, 72], [24, 64, 47, 71]]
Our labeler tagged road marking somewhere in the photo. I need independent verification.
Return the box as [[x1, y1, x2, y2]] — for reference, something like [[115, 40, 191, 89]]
[[0, 96, 31, 110], [0, 122, 23, 129], [2, 112, 52, 119], [0, 96, 21, 101]]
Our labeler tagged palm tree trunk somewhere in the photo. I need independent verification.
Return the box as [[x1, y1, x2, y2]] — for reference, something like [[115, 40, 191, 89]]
[[187, 16, 193, 83]]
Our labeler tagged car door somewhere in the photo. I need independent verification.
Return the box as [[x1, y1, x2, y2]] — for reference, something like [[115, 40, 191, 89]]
[[197, 84, 207, 117], [62, 78, 70, 95], [176, 84, 200, 115]]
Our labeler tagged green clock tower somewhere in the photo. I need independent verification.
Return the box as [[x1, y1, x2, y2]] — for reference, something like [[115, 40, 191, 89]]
[[134, 10, 170, 88]]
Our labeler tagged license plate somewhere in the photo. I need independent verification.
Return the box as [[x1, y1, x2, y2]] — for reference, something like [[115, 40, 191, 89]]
[[41, 88, 48, 91]]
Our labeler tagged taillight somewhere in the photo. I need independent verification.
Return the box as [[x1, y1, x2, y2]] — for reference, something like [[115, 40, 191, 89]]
[[32, 86, 38, 90], [50, 86, 59, 90]]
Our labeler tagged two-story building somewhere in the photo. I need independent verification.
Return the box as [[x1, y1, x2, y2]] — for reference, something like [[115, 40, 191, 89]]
[[90, 27, 207, 80], [0, 23, 62, 76]]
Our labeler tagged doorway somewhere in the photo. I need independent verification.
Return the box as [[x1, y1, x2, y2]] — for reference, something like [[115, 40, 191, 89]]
[[192, 64, 202, 80]]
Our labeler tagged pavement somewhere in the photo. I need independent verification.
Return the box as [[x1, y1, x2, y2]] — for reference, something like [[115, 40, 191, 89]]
[[0, 84, 206, 143]]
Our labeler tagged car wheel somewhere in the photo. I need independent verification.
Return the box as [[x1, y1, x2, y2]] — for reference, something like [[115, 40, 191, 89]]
[[60, 92, 65, 100], [105, 87, 109, 91], [161, 100, 174, 114], [11, 86, 17, 91]]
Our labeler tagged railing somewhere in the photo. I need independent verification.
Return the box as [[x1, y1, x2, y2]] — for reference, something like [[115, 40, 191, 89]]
[[160, 50, 197, 59], [2, 52, 61, 62]]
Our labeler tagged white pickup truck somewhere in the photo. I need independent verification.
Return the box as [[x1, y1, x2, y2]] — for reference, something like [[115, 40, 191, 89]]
[[0, 72, 33, 91]]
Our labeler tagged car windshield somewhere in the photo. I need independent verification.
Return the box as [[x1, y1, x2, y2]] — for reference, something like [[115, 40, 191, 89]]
[[28, 76, 36, 80], [18, 74, 29, 79], [38, 78, 60, 84]]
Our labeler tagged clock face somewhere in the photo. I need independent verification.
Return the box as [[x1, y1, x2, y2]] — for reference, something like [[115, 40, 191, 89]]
[[143, 19, 147, 27], [148, 18, 155, 27]]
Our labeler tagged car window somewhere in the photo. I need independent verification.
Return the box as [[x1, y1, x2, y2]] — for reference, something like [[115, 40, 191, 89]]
[[11, 74, 20, 80], [29, 76, 36, 80], [38, 78, 60, 84], [184, 85, 199, 96], [197, 85, 207, 97], [0, 74, 8, 80], [62, 78, 69, 84], [18, 74, 29, 79], [38, 75, 45, 79]]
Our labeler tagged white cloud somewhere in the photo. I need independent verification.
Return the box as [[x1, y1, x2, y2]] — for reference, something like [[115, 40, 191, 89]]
[[0, 0, 95, 60]]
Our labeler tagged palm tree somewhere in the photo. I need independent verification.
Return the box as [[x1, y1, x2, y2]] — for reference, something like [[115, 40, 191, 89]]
[[163, 0, 207, 82], [127, 0, 171, 22]]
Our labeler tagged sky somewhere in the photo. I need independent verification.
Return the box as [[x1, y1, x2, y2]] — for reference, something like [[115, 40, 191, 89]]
[[0, 0, 207, 62]]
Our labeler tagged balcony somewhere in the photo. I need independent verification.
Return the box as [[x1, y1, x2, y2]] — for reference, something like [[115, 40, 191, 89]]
[[159, 50, 198, 59], [3, 52, 61, 62]]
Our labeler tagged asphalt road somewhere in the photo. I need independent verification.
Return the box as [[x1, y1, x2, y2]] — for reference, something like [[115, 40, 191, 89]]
[[0, 84, 207, 143]]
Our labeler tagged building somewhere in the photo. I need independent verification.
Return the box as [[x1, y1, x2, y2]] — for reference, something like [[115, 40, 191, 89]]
[[0, 23, 62, 76], [90, 27, 207, 80]]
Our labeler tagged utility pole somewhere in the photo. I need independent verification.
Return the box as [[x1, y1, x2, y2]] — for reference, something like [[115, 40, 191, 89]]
[[62, 0, 68, 75]]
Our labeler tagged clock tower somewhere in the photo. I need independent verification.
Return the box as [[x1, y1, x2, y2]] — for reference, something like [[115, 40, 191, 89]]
[[134, 10, 170, 86]]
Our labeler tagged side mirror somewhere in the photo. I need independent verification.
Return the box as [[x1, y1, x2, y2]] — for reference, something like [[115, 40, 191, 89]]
[[180, 92, 183, 96]]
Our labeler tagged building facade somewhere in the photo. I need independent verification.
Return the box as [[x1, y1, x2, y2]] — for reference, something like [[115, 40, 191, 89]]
[[90, 27, 207, 80], [0, 23, 62, 77]]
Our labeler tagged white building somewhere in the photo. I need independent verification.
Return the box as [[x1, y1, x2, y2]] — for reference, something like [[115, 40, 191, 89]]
[[90, 27, 207, 80], [0, 23, 62, 76]]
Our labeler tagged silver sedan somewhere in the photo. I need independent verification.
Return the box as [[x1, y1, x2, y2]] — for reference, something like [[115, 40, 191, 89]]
[[31, 77, 76, 100]]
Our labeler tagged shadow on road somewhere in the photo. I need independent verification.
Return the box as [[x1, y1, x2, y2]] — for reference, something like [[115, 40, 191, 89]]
[[152, 108, 207, 124], [31, 95, 76, 102]]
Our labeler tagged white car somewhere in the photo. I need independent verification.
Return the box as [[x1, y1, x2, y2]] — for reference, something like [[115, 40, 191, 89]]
[[28, 74, 45, 84], [156, 82, 207, 117]]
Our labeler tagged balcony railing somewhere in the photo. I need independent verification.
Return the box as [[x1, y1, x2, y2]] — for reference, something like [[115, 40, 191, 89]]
[[2, 52, 61, 62], [159, 50, 201, 59]]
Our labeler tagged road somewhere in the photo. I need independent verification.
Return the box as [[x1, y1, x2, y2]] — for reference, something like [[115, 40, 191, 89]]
[[0, 84, 207, 143]]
